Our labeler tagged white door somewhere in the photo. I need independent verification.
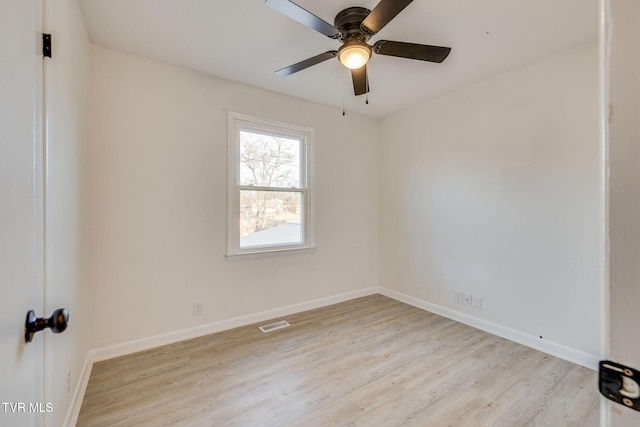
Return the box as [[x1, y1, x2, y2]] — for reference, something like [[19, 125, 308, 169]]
[[604, 0, 640, 426], [0, 1, 45, 426]]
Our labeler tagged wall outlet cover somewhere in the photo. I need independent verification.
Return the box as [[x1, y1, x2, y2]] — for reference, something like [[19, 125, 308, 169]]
[[462, 293, 472, 306], [455, 292, 463, 304], [193, 302, 203, 316]]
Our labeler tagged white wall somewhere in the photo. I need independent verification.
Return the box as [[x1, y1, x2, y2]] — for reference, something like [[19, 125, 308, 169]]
[[86, 39, 603, 368], [45, 0, 92, 425], [379, 42, 602, 359], [606, 0, 640, 424], [87, 47, 380, 348]]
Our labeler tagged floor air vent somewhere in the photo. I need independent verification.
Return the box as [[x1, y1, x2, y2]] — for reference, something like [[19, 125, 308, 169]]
[[258, 320, 290, 333]]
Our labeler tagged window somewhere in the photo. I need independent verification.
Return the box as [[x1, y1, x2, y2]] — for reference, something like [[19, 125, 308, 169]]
[[227, 112, 315, 259]]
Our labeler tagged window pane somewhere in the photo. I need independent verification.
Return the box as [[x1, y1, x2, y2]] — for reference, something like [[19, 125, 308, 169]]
[[240, 190, 302, 248], [239, 130, 301, 188]]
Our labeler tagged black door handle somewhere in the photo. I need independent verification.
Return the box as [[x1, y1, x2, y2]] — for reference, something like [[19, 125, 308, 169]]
[[24, 308, 69, 343]]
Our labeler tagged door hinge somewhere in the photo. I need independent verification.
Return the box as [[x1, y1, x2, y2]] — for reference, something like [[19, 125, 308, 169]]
[[42, 33, 52, 58], [599, 360, 640, 412]]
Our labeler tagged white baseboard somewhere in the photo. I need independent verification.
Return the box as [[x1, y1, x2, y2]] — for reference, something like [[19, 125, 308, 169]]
[[73, 284, 597, 425], [378, 288, 600, 371], [91, 287, 381, 362], [90, 286, 599, 369], [64, 351, 93, 427]]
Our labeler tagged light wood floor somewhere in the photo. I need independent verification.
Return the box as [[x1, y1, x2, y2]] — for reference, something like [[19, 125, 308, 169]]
[[77, 295, 599, 426]]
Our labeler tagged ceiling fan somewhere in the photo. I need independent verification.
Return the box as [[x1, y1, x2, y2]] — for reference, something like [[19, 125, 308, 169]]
[[265, 0, 452, 96]]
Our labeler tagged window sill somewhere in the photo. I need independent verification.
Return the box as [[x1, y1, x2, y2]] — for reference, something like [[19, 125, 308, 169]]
[[226, 246, 316, 261]]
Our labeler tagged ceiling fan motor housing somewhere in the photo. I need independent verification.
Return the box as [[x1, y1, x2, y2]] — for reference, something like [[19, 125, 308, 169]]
[[334, 7, 372, 43]]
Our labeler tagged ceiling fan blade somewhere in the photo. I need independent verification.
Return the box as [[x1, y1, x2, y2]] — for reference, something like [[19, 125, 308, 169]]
[[373, 40, 451, 63], [351, 65, 369, 96], [275, 51, 338, 76], [361, 0, 413, 35], [265, 0, 340, 39]]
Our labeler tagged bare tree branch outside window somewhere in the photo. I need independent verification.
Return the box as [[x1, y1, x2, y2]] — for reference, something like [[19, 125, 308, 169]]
[[239, 131, 302, 240]]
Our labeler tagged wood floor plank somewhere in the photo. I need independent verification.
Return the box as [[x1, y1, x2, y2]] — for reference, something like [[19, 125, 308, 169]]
[[77, 295, 599, 426]]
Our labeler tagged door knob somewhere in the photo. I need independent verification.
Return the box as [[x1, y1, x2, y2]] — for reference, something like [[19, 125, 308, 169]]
[[24, 308, 69, 343]]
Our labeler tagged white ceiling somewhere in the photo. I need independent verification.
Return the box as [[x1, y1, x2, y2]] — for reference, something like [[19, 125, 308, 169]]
[[78, 0, 598, 118]]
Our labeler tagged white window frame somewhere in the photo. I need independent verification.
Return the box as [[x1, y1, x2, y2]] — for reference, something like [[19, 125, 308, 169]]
[[227, 112, 315, 260]]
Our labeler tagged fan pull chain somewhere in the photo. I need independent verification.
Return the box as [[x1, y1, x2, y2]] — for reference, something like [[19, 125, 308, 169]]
[[365, 73, 369, 105], [342, 68, 347, 116]]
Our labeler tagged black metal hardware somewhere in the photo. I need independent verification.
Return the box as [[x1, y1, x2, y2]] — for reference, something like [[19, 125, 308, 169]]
[[42, 33, 51, 58], [599, 360, 640, 411], [24, 308, 69, 343]]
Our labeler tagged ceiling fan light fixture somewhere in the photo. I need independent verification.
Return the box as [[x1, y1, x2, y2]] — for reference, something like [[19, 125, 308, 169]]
[[338, 41, 371, 69]]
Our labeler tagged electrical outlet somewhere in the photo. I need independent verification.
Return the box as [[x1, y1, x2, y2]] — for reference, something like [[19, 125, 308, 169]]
[[462, 293, 472, 306], [455, 292, 463, 304], [472, 295, 483, 309], [193, 302, 203, 316]]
